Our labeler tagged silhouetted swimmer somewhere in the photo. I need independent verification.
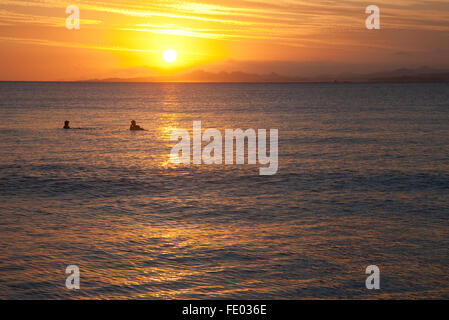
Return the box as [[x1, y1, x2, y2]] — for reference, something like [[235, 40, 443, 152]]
[[130, 120, 146, 131], [62, 120, 90, 130]]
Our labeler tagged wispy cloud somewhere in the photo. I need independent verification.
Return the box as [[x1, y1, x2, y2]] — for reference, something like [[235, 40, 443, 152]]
[[120, 27, 228, 40], [0, 8, 101, 27], [0, 36, 156, 53], [3, 0, 448, 31]]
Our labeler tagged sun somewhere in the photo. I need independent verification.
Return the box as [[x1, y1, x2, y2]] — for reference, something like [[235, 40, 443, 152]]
[[163, 49, 177, 63]]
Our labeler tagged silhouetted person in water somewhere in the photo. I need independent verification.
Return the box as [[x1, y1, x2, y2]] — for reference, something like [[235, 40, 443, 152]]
[[130, 120, 145, 131], [63, 120, 86, 130]]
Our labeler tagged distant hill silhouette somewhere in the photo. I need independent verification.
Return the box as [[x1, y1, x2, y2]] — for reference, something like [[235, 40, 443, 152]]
[[85, 67, 449, 83]]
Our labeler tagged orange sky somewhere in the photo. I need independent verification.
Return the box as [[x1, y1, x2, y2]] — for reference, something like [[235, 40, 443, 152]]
[[0, 0, 448, 81]]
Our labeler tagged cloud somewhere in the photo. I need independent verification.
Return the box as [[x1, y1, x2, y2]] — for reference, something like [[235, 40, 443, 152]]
[[0, 36, 156, 53], [120, 26, 231, 40], [0, 8, 101, 27], [2, 0, 448, 31]]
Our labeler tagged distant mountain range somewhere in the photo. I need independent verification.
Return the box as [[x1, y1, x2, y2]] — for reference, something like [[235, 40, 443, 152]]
[[85, 67, 449, 83]]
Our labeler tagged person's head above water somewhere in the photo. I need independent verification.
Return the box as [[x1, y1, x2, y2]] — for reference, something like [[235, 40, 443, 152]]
[[63, 120, 70, 129], [130, 120, 145, 131]]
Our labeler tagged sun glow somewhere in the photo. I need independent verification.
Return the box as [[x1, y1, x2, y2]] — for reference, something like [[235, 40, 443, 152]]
[[163, 49, 177, 63]]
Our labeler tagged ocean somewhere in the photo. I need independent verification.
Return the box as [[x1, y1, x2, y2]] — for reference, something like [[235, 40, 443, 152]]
[[0, 82, 448, 299]]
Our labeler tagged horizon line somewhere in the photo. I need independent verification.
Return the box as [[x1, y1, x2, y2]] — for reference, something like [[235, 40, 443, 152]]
[[1, 80, 449, 84]]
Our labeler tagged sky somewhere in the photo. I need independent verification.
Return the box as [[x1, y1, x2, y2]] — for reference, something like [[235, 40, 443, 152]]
[[0, 0, 448, 81]]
